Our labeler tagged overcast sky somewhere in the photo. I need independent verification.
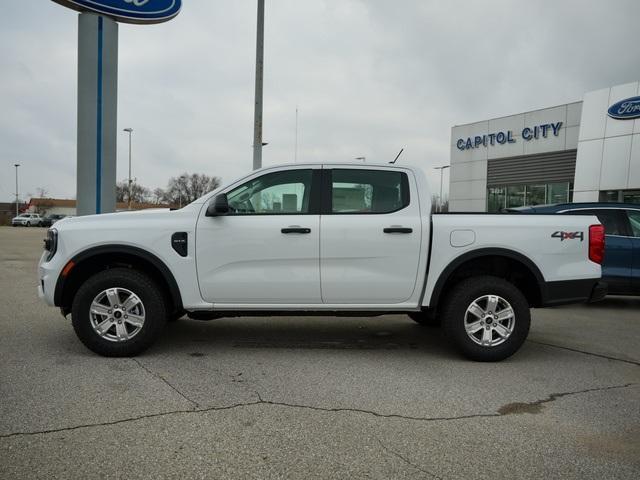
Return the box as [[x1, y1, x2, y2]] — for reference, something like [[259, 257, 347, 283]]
[[1, 0, 639, 202]]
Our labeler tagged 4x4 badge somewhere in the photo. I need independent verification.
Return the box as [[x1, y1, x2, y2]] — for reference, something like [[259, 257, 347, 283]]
[[551, 231, 584, 242]]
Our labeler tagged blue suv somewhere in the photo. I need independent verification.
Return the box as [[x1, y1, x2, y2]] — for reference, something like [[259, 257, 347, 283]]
[[510, 203, 640, 296]]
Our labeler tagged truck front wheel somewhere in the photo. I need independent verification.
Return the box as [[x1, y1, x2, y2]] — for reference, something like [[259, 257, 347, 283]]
[[71, 268, 168, 357], [441, 276, 530, 362]]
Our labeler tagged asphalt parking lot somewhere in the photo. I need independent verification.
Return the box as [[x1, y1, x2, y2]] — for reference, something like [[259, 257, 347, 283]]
[[0, 226, 638, 479]]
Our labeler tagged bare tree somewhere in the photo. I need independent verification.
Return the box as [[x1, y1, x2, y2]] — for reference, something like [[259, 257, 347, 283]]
[[36, 187, 49, 198], [115, 181, 150, 204], [164, 173, 221, 205], [152, 188, 166, 204]]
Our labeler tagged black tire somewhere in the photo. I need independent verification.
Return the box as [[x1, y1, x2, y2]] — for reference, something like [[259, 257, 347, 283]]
[[71, 268, 168, 357], [169, 310, 185, 322], [408, 310, 440, 327], [441, 275, 530, 362]]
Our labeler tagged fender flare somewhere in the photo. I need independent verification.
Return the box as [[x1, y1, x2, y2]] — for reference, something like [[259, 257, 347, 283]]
[[427, 247, 546, 307], [54, 244, 183, 310]]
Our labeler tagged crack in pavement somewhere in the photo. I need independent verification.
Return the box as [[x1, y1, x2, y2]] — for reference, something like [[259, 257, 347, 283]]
[[527, 340, 640, 366], [376, 437, 444, 479], [497, 383, 636, 415], [131, 358, 200, 409], [0, 383, 635, 440]]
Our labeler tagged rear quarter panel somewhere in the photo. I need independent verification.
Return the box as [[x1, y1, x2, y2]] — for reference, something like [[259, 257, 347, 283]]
[[422, 214, 602, 306]]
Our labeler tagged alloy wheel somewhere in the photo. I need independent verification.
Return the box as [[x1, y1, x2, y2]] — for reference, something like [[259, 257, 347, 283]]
[[464, 294, 515, 347]]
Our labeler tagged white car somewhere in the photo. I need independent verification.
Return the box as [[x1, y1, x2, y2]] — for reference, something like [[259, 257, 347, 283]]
[[12, 213, 43, 227], [37, 163, 606, 360]]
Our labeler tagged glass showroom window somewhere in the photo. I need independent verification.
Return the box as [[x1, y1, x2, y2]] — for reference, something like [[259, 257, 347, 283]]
[[547, 183, 570, 204], [599, 190, 640, 204], [623, 190, 640, 204], [487, 182, 572, 212], [487, 187, 506, 213], [525, 184, 546, 206], [506, 185, 525, 209]]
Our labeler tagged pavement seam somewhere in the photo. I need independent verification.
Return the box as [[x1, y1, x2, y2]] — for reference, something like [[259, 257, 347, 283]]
[[130, 358, 200, 409], [1, 383, 634, 440], [527, 340, 640, 366], [376, 437, 444, 480]]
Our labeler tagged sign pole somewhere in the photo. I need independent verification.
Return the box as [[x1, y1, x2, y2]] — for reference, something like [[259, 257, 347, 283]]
[[76, 12, 118, 215]]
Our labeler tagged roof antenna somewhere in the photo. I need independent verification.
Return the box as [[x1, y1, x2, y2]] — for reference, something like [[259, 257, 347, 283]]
[[390, 148, 404, 164]]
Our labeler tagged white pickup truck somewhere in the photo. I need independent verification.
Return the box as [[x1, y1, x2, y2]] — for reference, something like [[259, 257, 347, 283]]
[[38, 163, 607, 361]]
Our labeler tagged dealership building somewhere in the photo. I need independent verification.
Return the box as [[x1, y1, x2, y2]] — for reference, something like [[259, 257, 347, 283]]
[[449, 81, 640, 212]]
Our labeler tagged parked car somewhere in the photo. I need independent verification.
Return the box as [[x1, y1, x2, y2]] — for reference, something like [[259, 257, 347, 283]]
[[510, 203, 640, 295], [41, 214, 67, 227], [12, 213, 43, 227], [38, 163, 605, 361]]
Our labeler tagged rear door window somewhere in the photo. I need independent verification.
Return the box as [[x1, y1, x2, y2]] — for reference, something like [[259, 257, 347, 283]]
[[329, 169, 409, 214]]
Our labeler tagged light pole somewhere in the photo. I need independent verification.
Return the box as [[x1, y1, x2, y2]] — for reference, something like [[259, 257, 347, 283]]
[[123, 128, 133, 209], [294, 106, 298, 163], [434, 165, 450, 212], [14, 164, 20, 217], [252, 0, 265, 170]]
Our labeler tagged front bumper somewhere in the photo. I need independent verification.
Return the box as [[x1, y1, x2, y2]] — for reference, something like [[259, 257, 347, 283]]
[[37, 251, 59, 307]]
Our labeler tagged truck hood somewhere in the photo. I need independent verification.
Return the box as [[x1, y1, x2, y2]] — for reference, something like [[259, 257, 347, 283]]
[[52, 205, 199, 234]]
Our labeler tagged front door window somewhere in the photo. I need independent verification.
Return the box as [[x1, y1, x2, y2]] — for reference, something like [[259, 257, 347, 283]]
[[227, 169, 313, 214]]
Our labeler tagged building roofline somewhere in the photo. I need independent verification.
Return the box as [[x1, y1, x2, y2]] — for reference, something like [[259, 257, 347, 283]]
[[452, 99, 583, 129]]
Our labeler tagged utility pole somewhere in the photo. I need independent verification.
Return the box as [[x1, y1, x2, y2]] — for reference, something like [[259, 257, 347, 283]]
[[123, 128, 133, 209], [434, 165, 450, 212], [294, 106, 298, 163], [252, 0, 265, 170], [14, 164, 20, 217]]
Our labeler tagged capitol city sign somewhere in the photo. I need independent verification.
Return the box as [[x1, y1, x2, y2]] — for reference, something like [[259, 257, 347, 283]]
[[456, 122, 563, 151]]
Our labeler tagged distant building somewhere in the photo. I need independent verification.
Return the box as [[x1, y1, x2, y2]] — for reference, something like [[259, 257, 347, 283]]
[[26, 198, 176, 216]]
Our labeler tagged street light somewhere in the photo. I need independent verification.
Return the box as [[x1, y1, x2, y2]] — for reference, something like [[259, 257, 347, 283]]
[[14, 164, 20, 217], [123, 128, 133, 209], [434, 165, 450, 213]]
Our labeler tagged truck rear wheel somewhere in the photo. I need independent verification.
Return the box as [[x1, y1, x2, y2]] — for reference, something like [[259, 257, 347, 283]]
[[441, 275, 530, 362], [71, 268, 168, 357]]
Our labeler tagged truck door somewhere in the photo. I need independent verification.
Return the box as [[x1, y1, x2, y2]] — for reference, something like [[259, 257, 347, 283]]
[[196, 167, 322, 304], [319, 168, 422, 304]]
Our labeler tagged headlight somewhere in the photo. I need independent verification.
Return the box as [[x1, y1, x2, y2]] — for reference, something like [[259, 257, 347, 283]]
[[43, 228, 58, 261]]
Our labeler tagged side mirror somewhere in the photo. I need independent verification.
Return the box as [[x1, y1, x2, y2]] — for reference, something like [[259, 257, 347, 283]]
[[206, 193, 229, 216]]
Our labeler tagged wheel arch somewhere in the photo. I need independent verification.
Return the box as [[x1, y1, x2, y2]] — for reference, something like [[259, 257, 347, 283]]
[[427, 248, 545, 309], [54, 245, 183, 316]]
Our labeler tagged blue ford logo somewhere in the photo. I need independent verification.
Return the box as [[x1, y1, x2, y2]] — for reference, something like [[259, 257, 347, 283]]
[[51, 0, 182, 24], [607, 96, 640, 120]]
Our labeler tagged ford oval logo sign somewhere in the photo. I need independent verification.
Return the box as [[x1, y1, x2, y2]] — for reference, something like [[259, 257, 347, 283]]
[[607, 96, 640, 120], [51, 0, 181, 24]]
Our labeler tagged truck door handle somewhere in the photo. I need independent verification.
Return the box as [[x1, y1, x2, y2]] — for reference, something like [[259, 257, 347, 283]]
[[383, 227, 413, 234], [281, 227, 311, 234]]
